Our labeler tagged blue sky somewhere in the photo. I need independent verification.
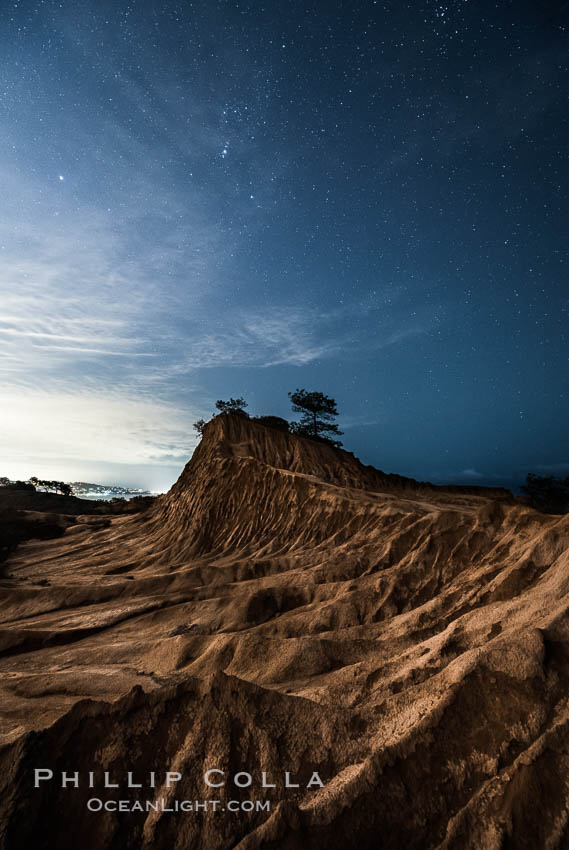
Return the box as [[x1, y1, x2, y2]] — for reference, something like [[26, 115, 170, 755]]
[[0, 0, 567, 490]]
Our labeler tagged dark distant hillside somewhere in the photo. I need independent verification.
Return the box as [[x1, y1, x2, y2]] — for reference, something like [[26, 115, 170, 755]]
[[0, 486, 155, 568]]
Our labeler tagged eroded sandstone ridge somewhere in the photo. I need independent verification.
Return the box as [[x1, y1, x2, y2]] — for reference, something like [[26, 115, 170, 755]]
[[1, 414, 568, 849]]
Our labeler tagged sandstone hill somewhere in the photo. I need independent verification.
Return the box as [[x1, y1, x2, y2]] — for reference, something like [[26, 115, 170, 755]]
[[0, 414, 568, 849]]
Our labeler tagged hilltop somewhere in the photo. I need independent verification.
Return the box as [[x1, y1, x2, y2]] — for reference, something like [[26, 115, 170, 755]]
[[0, 413, 568, 850]]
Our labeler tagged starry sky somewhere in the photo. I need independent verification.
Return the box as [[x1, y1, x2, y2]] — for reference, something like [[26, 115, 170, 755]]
[[0, 0, 567, 491]]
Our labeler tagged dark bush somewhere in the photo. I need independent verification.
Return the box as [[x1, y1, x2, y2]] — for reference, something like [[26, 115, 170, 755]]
[[254, 415, 290, 432], [521, 473, 569, 514]]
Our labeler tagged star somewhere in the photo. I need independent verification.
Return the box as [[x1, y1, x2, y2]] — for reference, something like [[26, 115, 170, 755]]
[[58, 175, 64, 181]]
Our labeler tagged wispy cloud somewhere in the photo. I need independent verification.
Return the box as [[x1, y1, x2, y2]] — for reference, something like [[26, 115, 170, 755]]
[[460, 468, 484, 480], [0, 164, 226, 386], [176, 309, 340, 371], [0, 388, 197, 468], [169, 303, 433, 374]]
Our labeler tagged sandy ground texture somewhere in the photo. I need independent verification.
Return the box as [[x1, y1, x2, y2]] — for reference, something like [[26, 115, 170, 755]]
[[0, 413, 568, 849]]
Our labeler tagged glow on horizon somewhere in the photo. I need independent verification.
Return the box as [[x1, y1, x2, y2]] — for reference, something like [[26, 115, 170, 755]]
[[0, 389, 197, 490]]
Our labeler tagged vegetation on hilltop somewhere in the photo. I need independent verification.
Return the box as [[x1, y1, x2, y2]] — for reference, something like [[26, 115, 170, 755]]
[[193, 388, 343, 447]]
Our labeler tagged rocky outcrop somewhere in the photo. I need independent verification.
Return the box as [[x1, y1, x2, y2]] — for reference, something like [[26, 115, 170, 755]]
[[0, 414, 567, 849]]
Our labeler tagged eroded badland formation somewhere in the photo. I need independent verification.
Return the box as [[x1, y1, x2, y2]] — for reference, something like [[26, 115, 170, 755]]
[[1, 413, 568, 849]]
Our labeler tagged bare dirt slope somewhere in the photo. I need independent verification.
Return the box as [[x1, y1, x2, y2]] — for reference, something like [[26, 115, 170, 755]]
[[1, 414, 568, 849]]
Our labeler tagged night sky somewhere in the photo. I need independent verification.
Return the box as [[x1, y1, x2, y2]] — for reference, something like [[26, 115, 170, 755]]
[[1, 0, 567, 490]]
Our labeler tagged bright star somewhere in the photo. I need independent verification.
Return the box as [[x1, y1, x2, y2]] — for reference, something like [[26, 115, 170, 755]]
[[58, 175, 64, 181]]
